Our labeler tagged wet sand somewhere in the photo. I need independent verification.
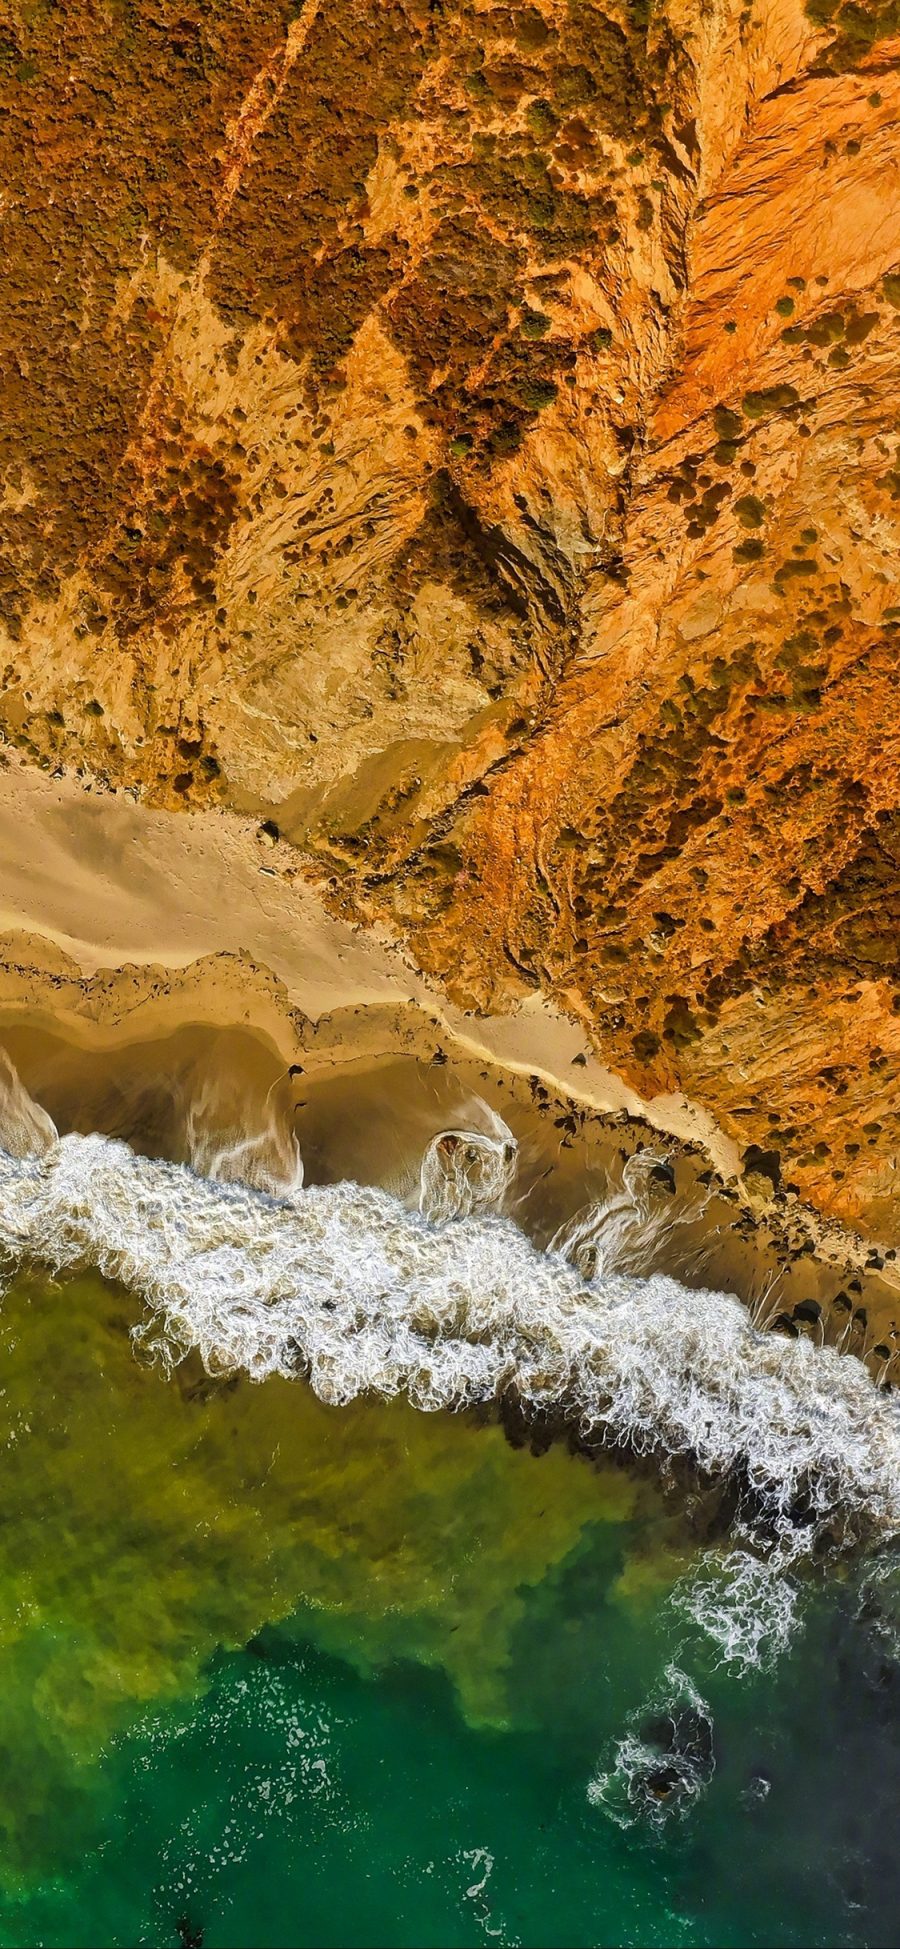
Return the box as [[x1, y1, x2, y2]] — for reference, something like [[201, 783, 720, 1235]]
[[1, 1003, 898, 1378], [0, 753, 736, 1167], [0, 752, 898, 1366]]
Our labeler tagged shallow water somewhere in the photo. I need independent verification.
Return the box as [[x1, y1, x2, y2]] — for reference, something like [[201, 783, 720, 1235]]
[[0, 1035, 899, 1945], [1, 1127, 897, 1556]]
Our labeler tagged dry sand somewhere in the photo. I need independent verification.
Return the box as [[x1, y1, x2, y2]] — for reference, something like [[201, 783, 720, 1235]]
[[0, 754, 739, 1172]]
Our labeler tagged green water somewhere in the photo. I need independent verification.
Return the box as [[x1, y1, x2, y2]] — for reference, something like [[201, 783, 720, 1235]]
[[0, 1268, 897, 1948]]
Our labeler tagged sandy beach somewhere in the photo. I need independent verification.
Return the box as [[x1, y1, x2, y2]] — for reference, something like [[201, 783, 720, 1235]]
[[0, 753, 896, 1351], [0, 753, 739, 1164]]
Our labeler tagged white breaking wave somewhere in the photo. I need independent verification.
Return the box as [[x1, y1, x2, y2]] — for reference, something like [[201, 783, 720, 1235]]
[[0, 1130, 899, 1551]]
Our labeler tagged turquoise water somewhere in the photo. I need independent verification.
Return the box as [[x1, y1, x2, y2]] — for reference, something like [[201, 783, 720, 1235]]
[[0, 1267, 897, 1947]]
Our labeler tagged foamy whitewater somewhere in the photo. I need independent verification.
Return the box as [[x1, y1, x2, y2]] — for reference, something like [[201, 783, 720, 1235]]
[[0, 1129, 898, 1553], [587, 1665, 716, 1828]]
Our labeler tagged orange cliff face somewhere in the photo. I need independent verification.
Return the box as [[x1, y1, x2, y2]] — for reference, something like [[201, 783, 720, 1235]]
[[0, 0, 898, 1234]]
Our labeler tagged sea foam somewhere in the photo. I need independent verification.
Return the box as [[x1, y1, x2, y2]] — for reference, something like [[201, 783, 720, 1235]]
[[587, 1665, 715, 1827], [0, 1129, 898, 1553]]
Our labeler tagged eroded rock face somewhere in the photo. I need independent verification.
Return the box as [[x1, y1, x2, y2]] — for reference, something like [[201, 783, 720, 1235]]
[[1, 0, 898, 1232]]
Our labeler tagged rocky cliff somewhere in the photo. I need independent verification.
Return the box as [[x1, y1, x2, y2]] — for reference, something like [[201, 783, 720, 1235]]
[[1, 0, 898, 1233]]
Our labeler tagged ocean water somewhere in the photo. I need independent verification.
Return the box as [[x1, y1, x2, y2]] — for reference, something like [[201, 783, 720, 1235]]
[[0, 1263, 896, 1949], [0, 1058, 898, 1946]]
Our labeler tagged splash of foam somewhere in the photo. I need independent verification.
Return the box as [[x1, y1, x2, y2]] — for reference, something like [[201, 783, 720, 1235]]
[[548, 1150, 709, 1280], [0, 1051, 57, 1160], [0, 1129, 898, 1553], [418, 1107, 517, 1223], [587, 1665, 715, 1829], [186, 1074, 303, 1199], [674, 1549, 800, 1673]]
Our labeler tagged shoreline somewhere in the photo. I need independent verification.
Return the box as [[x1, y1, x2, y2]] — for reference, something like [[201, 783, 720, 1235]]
[[0, 751, 896, 1310], [0, 751, 738, 1158]]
